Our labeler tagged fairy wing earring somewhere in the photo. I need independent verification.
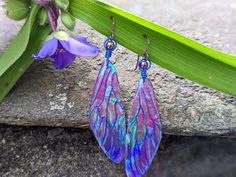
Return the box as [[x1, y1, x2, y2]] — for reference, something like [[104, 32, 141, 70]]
[[88, 17, 126, 163], [125, 36, 162, 177]]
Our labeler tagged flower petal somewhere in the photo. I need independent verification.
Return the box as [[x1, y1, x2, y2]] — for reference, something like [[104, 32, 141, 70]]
[[59, 38, 99, 57], [75, 37, 93, 45], [53, 51, 76, 69], [33, 38, 58, 59]]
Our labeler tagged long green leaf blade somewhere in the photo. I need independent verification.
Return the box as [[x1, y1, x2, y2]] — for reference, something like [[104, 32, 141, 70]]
[[0, 23, 51, 100], [0, 5, 39, 77], [70, 0, 236, 96], [0, 4, 51, 101]]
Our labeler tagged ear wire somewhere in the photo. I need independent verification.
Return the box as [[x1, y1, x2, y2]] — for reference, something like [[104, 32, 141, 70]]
[[110, 16, 115, 39], [134, 35, 151, 70]]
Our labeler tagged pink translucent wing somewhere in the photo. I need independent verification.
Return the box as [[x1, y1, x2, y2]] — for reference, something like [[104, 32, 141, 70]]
[[125, 79, 162, 177], [89, 61, 126, 163]]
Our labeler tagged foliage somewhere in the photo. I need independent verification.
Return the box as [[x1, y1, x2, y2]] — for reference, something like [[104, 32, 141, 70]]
[[0, 0, 236, 101]]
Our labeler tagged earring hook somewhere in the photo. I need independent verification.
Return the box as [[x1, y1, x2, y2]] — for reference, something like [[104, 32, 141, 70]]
[[144, 35, 150, 58], [134, 35, 151, 70], [110, 16, 115, 39], [134, 55, 140, 71]]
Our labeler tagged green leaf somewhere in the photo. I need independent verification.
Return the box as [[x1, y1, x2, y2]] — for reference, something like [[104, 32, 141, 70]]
[[0, 5, 39, 77], [0, 23, 51, 101], [0, 5, 51, 101], [69, 0, 236, 96], [6, 0, 30, 20], [61, 11, 76, 30]]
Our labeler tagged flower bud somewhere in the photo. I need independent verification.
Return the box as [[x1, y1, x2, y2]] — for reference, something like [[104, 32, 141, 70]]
[[38, 8, 48, 26], [61, 11, 76, 31], [55, 0, 69, 10], [6, 0, 30, 20]]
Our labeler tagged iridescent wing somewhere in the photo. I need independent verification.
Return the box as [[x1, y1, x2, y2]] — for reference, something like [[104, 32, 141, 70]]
[[89, 61, 126, 163], [125, 79, 162, 177]]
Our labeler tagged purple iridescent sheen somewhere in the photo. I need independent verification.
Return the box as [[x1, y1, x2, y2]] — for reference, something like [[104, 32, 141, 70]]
[[125, 79, 162, 177], [89, 60, 126, 163], [33, 37, 99, 69]]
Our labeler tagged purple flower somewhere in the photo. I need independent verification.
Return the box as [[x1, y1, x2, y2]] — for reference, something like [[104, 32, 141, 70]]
[[33, 31, 99, 69]]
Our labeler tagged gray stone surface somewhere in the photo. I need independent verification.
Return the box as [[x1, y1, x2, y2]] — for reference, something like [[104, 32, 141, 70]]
[[0, 124, 236, 177], [0, 0, 236, 136]]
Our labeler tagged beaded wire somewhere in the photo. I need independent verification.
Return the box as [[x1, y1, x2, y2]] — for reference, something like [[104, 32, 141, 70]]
[[135, 35, 152, 81], [104, 16, 117, 65]]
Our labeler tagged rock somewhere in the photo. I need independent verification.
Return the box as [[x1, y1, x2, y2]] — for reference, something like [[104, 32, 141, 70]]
[[0, 0, 236, 136], [0, 125, 236, 177]]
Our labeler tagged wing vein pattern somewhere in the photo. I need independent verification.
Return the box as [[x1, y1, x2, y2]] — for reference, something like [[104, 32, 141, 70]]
[[89, 61, 126, 163], [125, 79, 162, 177]]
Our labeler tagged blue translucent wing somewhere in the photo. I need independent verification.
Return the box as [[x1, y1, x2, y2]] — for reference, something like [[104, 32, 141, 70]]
[[125, 79, 162, 177], [89, 61, 126, 163]]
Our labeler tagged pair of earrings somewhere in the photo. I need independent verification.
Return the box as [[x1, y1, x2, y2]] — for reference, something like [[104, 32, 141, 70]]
[[89, 17, 162, 177]]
